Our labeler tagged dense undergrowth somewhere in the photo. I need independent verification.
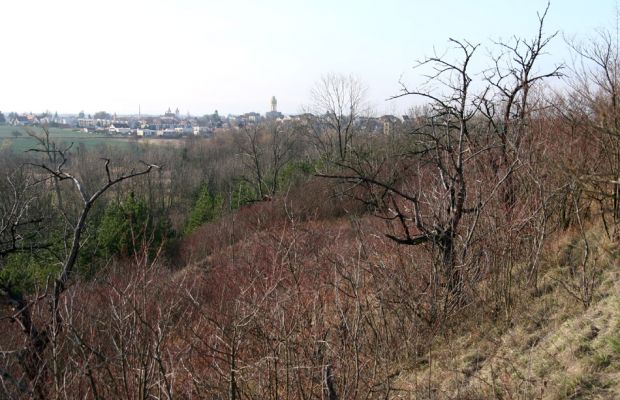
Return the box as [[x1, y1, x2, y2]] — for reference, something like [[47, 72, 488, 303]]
[[5, 6, 620, 398]]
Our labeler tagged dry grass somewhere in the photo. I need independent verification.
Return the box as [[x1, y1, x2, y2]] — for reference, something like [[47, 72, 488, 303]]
[[397, 223, 620, 399]]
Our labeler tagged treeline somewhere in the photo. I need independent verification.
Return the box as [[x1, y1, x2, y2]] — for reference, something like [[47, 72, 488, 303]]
[[2, 6, 620, 398]]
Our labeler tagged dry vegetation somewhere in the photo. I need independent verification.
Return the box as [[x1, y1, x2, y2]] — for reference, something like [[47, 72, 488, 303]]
[[5, 6, 620, 399]]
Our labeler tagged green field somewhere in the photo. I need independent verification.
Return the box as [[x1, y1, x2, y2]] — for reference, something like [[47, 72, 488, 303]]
[[0, 125, 145, 153]]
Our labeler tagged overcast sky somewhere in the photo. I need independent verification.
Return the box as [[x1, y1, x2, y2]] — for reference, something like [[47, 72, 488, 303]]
[[0, 0, 616, 116]]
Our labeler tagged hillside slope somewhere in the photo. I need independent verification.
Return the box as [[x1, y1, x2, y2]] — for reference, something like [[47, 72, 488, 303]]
[[397, 224, 620, 399]]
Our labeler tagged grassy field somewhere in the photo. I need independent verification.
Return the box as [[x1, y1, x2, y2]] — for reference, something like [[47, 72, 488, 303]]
[[0, 125, 140, 153]]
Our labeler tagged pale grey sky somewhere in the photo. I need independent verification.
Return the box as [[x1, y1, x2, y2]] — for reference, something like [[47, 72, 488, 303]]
[[0, 0, 616, 116]]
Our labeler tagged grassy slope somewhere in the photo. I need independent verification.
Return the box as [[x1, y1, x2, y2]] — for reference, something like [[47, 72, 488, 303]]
[[397, 224, 620, 399]]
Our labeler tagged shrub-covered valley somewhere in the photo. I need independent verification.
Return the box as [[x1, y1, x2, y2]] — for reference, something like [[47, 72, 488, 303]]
[[5, 9, 620, 399]]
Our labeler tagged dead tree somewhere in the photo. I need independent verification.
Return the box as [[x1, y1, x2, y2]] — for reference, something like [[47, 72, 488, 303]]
[[0, 143, 158, 398], [565, 26, 620, 223], [481, 2, 562, 208], [319, 39, 485, 317], [314, 5, 563, 323]]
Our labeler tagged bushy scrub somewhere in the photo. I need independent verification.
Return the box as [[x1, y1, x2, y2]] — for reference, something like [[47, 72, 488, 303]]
[[98, 193, 173, 258], [184, 184, 223, 234]]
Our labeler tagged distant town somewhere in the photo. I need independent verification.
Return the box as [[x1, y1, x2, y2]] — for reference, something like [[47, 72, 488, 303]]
[[0, 96, 405, 138]]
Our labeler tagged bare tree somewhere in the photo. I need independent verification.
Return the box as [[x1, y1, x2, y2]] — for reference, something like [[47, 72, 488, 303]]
[[481, 2, 563, 208], [314, 39, 487, 325], [0, 141, 158, 398], [235, 121, 297, 200], [0, 172, 45, 259], [236, 123, 267, 199], [564, 26, 620, 222], [313, 5, 563, 323], [309, 73, 368, 162], [267, 122, 296, 195]]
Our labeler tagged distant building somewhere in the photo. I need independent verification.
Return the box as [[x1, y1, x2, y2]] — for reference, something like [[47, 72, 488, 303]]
[[233, 112, 263, 126], [164, 107, 176, 119], [108, 122, 131, 134], [137, 128, 156, 137], [157, 128, 179, 137], [10, 115, 32, 126], [379, 115, 401, 135], [265, 95, 283, 120], [77, 118, 97, 128], [353, 116, 380, 133], [193, 126, 212, 136]]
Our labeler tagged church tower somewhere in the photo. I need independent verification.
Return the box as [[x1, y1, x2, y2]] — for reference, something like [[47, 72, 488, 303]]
[[266, 96, 282, 120], [271, 96, 277, 112]]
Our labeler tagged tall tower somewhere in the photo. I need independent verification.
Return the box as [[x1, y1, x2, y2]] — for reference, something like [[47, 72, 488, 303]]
[[271, 96, 277, 112]]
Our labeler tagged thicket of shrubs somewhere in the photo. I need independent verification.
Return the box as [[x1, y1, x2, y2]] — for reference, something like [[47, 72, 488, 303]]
[[3, 8, 620, 398]]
